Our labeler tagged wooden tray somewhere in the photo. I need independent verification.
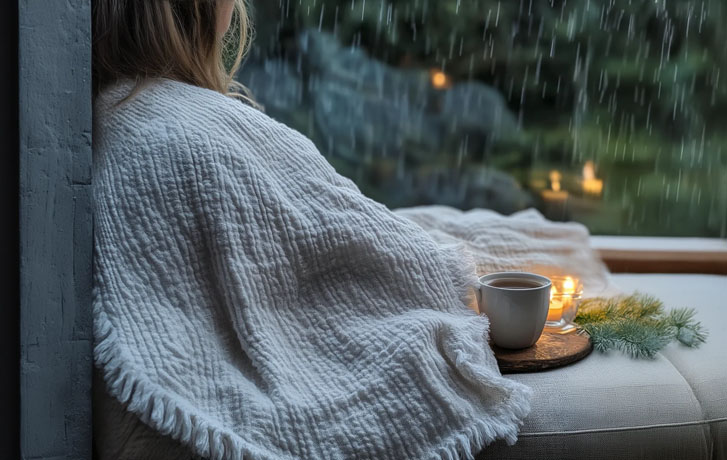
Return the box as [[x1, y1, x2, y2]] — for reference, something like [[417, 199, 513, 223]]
[[492, 331, 593, 374]]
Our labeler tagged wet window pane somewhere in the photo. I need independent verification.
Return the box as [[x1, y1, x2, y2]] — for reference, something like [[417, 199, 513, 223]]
[[239, 0, 727, 237]]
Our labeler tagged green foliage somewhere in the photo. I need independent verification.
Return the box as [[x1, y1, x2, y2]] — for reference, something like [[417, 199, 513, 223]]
[[250, 0, 727, 236], [575, 293, 708, 359]]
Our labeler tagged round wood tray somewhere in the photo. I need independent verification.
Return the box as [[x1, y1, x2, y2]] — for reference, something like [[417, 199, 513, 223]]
[[492, 331, 593, 374]]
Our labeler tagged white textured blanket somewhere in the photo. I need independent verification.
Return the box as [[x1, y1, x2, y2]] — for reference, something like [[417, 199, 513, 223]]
[[395, 206, 617, 299], [93, 78, 609, 460]]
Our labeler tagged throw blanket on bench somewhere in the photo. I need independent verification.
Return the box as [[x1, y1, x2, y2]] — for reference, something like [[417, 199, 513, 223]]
[[93, 78, 608, 460], [394, 206, 617, 299]]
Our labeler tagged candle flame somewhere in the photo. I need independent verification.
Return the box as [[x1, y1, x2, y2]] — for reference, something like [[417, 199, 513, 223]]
[[563, 276, 576, 295], [583, 161, 596, 181], [582, 161, 604, 196], [549, 170, 562, 192]]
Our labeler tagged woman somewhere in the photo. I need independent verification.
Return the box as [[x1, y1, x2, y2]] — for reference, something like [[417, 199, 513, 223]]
[[91, 1, 533, 459]]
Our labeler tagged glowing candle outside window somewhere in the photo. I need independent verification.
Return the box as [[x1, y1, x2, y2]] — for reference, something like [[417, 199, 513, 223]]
[[550, 170, 562, 192], [582, 161, 604, 196], [541, 170, 569, 219], [542, 170, 569, 200], [431, 70, 451, 90]]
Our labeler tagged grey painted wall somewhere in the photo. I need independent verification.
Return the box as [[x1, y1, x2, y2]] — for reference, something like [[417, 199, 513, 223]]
[[19, 0, 93, 458], [1, 2, 19, 458]]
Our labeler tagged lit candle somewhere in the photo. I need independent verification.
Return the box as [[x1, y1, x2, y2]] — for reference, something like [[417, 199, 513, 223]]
[[542, 171, 569, 200], [547, 285, 563, 322], [547, 298, 564, 322], [546, 276, 583, 330], [561, 277, 575, 311], [582, 161, 604, 196], [563, 276, 575, 295], [542, 170, 569, 219]]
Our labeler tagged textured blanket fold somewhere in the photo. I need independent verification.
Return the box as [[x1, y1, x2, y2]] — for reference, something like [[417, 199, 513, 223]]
[[394, 206, 617, 299], [93, 78, 534, 460]]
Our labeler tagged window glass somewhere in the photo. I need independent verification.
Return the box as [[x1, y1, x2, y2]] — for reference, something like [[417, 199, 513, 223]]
[[239, 0, 727, 237]]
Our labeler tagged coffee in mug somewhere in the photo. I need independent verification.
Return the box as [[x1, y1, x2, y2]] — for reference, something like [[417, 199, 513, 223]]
[[485, 278, 545, 289]]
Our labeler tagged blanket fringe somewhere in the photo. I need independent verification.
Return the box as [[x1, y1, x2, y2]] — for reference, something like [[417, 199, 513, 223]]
[[431, 353, 533, 459], [95, 308, 267, 460], [429, 402, 532, 460]]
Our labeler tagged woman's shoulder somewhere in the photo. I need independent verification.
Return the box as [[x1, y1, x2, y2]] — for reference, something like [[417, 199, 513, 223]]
[[93, 77, 326, 178], [96, 78, 273, 138]]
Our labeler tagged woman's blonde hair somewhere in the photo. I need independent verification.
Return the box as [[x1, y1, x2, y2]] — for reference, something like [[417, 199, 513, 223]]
[[92, 0, 253, 99]]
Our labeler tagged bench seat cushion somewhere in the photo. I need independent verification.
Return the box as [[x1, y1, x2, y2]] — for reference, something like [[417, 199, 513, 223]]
[[478, 274, 727, 460]]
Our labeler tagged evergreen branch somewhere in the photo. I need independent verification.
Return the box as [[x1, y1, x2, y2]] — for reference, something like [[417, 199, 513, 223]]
[[609, 320, 672, 359], [574, 293, 708, 359], [665, 308, 708, 348]]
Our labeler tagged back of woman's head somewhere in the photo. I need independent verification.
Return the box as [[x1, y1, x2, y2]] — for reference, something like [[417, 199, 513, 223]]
[[92, 0, 251, 98]]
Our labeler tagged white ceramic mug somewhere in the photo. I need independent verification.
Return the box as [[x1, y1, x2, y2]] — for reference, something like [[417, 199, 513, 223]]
[[478, 272, 552, 349]]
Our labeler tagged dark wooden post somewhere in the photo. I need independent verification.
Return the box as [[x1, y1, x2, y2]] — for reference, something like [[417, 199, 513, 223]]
[[18, 0, 94, 458], [0, 2, 19, 459]]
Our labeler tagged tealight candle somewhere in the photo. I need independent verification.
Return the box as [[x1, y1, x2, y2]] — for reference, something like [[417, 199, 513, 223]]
[[582, 161, 604, 197], [545, 275, 583, 332], [542, 171, 569, 219], [547, 297, 563, 322], [563, 276, 576, 295]]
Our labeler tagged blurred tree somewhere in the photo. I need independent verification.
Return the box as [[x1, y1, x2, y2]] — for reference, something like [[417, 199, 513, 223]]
[[245, 0, 727, 236]]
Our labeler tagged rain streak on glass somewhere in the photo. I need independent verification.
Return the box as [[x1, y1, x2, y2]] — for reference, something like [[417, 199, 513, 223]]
[[238, 0, 727, 238]]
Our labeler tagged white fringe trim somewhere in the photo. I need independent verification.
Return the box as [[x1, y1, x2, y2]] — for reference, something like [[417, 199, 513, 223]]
[[95, 308, 273, 460]]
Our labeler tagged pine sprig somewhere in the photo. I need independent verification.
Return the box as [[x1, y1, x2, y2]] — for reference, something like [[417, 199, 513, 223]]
[[664, 308, 708, 348], [574, 293, 708, 359]]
